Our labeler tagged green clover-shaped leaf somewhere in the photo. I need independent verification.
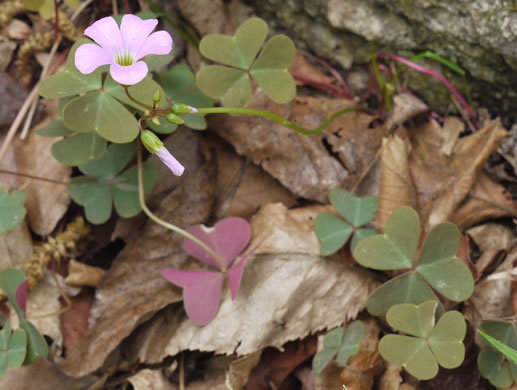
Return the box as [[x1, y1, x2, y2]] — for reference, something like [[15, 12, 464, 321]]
[[0, 190, 26, 234], [36, 98, 75, 138], [196, 17, 296, 107], [478, 321, 517, 388], [24, 0, 78, 19], [68, 143, 157, 224], [156, 64, 215, 131], [0, 320, 27, 378], [39, 40, 103, 99], [353, 206, 474, 316], [19, 320, 48, 365], [315, 189, 378, 256], [51, 132, 107, 166], [379, 301, 466, 380], [312, 320, 364, 375]]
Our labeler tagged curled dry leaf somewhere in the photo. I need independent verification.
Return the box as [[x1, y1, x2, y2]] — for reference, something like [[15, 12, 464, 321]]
[[386, 93, 428, 130], [5, 19, 32, 40], [210, 91, 386, 202], [464, 247, 517, 328], [376, 135, 413, 229], [467, 223, 513, 254], [440, 117, 464, 156], [225, 350, 262, 390], [377, 119, 513, 229], [58, 161, 217, 378], [65, 260, 106, 287]]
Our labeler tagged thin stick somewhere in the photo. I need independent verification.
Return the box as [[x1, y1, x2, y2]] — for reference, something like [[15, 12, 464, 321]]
[[179, 354, 185, 390], [112, 0, 118, 15], [0, 169, 68, 185]]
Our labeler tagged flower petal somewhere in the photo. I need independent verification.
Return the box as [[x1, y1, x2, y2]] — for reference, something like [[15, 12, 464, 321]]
[[120, 14, 158, 56], [135, 31, 173, 60], [75, 43, 113, 74], [155, 146, 185, 176], [84, 16, 123, 57], [109, 61, 148, 85]]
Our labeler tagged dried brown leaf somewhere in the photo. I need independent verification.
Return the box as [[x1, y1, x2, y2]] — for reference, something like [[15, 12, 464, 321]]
[[14, 122, 71, 235], [211, 92, 385, 202], [65, 260, 106, 287], [58, 161, 217, 377], [128, 369, 175, 390], [159, 203, 377, 357], [387, 93, 428, 130], [60, 289, 94, 352], [226, 350, 262, 390], [200, 134, 296, 219]]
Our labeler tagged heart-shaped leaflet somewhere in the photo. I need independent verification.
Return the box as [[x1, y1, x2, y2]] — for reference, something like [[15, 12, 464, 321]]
[[162, 217, 254, 325]]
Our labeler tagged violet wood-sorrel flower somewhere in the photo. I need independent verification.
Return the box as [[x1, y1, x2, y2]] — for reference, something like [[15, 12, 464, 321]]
[[75, 14, 172, 85], [140, 130, 184, 176], [162, 218, 257, 325]]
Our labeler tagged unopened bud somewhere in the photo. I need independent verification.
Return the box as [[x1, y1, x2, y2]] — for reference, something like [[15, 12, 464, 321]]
[[166, 113, 185, 124], [151, 117, 161, 126], [171, 103, 198, 115], [144, 109, 151, 117], [152, 88, 161, 104], [140, 130, 164, 154]]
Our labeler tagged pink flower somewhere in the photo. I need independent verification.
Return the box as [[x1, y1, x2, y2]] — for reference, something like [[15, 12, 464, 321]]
[[155, 146, 184, 176], [75, 14, 172, 85]]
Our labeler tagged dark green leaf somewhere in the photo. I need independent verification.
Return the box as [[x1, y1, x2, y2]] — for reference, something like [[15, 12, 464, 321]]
[[36, 119, 74, 137], [478, 348, 514, 388], [104, 75, 167, 111], [314, 213, 353, 256], [79, 142, 136, 178], [8, 328, 27, 369], [51, 132, 106, 166], [336, 320, 364, 366], [328, 189, 378, 227], [478, 329, 517, 365], [350, 228, 376, 252], [68, 177, 113, 224]]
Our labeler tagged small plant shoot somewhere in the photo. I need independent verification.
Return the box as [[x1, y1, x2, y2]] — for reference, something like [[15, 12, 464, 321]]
[[312, 320, 365, 375], [379, 301, 466, 380], [315, 189, 378, 255], [478, 321, 517, 388], [353, 206, 474, 316]]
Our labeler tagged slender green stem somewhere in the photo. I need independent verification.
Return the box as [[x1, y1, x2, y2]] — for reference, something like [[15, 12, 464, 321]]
[[136, 141, 227, 270], [194, 106, 363, 136], [124, 86, 153, 111]]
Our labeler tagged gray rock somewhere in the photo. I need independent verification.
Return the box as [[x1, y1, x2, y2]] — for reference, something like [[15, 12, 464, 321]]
[[242, 0, 517, 121]]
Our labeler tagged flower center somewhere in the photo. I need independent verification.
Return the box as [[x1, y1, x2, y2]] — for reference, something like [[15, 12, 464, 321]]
[[115, 52, 135, 67]]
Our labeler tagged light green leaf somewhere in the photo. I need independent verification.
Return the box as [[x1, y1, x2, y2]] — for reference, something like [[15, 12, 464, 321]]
[[314, 213, 353, 256], [64, 0, 79, 8], [324, 327, 344, 349], [0, 270, 26, 320], [79, 142, 136, 178], [39, 39, 103, 98], [379, 335, 438, 380], [62, 91, 139, 143], [0, 190, 26, 234], [329, 189, 378, 227], [312, 348, 338, 375], [366, 271, 441, 317], [428, 310, 466, 369], [196, 66, 251, 107], [353, 206, 419, 270], [386, 301, 437, 339], [23, 0, 45, 11], [416, 222, 474, 302], [20, 320, 48, 365], [68, 177, 113, 224], [199, 17, 268, 69], [51, 132, 106, 166], [145, 52, 175, 72], [0, 320, 11, 350], [336, 320, 364, 366], [250, 35, 296, 104]]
